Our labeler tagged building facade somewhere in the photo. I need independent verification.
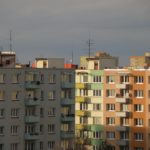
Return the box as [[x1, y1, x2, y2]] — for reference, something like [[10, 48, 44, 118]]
[[0, 67, 75, 150]]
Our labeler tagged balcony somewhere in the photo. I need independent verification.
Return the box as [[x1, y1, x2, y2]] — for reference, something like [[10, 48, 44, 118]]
[[75, 83, 91, 89], [116, 84, 127, 89], [25, 81, 40, 89], [61, 98, 74, 105], [61, 131, 74, 139], [116, 126, 130, 131], [61, 114, 74, 122], [25, 98, 40, 106], [61, 82, 74, 88], [24, 133, 39, 140], [116, 139, 129, 146], [116, 98, 130, 103], [76, 110, 91, 117], [116, 112, 130, 117], [75, 124, 90, 130], [76, 96, 90, 103], [25, 116, 40, 123]]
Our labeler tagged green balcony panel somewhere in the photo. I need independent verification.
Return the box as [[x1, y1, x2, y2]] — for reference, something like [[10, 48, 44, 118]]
[[61, 131, 74, 139], [24, 133, 39, 140], [91, 139, 103, 146], [91, 125, 103, 131], [25, 116, 40, 123], [61, 115, 74, 122], [25, 98, 40, 106], [91, 83, 103, 90], [61, 98, 74, 105], [91, 70, 104, 76], [61, 82, 74, 88], [25, 81, 40, 89]]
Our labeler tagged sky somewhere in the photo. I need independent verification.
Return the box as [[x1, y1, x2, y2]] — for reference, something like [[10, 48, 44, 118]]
[[0, 0, 150, 66]]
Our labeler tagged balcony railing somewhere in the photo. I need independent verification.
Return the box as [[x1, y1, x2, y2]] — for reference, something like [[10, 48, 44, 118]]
[[116, 126, 130, 131], [116, 112, 130, 117], [116, 139, 129, 146], [61, 98, 74, 105], [24, 133, 39, 140], [25, 81, 40, 89], [61, 114, 74, 122], [25, 98, 40, 106], [61, 131, 74, 139], [25, 116, 40, 123]]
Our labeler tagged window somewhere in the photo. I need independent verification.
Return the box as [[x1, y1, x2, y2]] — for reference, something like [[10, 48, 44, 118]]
[[48, 141, 55, 150], [93, 90, 101, 96], [40, 108, 44, 117], [0, 126, 4, 135], [121, 104, 129, 111], [80, 116, 88, 124], [12, 91, 19, 100], [0, 74, 5, 83], [40, 142, 43, 150], [106, 89, 115, 97], [48, 91, 56, 100], [93, 117, 101, 124], [49, 74, 56, 83], [40, 90, 44, 100], [12, 74, 19, 83], [0, 91, 4, 100], [106, 104, 115, 111], [11, 126, 18, 135], [134, 133, 144, 141], [83, 75, 88, 82], [48, 124, 55, 133], [10, 143, 18, 150], [106, 117, 115, 125], [48, 108, 56, 116], [134, 104, 144, 112], [80, 103, 88, 110], [93, 131, 102, 139], [93, 104, 101, 111], [40, 125, 43, 134], [120, 118, 129, 126], [93, 76, 102, 83], [106, 76, 115, 83], [134, 147, 144, 150], [120, 75, 129, 83], [0, 144, 4, 150], [135, 118, 144, 126], [80, 89, 88, 96], [120, 131, 129, 140], [134, 90, 144, 98], [11, 109, 19, 118], [120, 146, 129, 150], [135, 76, 144, 83], [106, 132, 115, 139], [0, 109, 4, 118]]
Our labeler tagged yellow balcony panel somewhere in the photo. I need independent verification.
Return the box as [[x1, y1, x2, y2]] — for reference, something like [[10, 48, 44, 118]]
[[76, 110, 91, 117], [76, 83, 91, 89], [76, 124, 90, 130], [76, 96, 90, 103]]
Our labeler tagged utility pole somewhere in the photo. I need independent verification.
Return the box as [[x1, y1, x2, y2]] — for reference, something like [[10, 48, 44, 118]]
[[9, 30, 12, 51]]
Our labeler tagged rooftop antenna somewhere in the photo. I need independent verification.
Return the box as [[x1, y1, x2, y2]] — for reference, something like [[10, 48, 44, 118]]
[[71, 51, 74, 64], [9, 30, 12, 51], [87, 32, 94, 58]]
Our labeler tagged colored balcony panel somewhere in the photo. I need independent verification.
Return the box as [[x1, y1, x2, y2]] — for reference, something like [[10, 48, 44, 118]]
[[61, 82, 74, 88], [116, 126, 130, 131], [116, 140, 129, 146], [61, 115, 74, 122], [25, 98, 40, 106], [116, 112, 130, 117], [116, 84, 127, 89], [76, 83, 91, 89], [61, 98, 74, 105], [25, 81, 40, 89], [91, 139, 103, 146], [91, 83, 103, 90], [91, 70, 104, 76], [76, 110, 91, 117], [61, 131, 74, 139], [76, 96, 89, 103], [24, 133, 39, 140], [75, 124, 91, 130], [25, 116, 40, 123], [116, 98, 130, 103], [90, 125, 103, 131]]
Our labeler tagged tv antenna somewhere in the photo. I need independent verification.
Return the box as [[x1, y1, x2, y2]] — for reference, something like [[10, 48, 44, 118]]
[[9, 30, 12, 51], [86, 33, 94, 58]]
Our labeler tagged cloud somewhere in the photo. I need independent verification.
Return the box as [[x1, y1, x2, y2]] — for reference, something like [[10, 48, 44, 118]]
[[0, 0, 150, 65]]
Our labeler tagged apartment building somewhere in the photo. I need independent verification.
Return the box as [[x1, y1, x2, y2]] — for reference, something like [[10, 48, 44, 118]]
[[0, 67, 75, 150], [75, 69, 104, 150]]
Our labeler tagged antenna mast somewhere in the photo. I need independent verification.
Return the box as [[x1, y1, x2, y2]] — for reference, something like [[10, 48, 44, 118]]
[[10, 30, 12, 51], [71, 51, 74, 64]]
